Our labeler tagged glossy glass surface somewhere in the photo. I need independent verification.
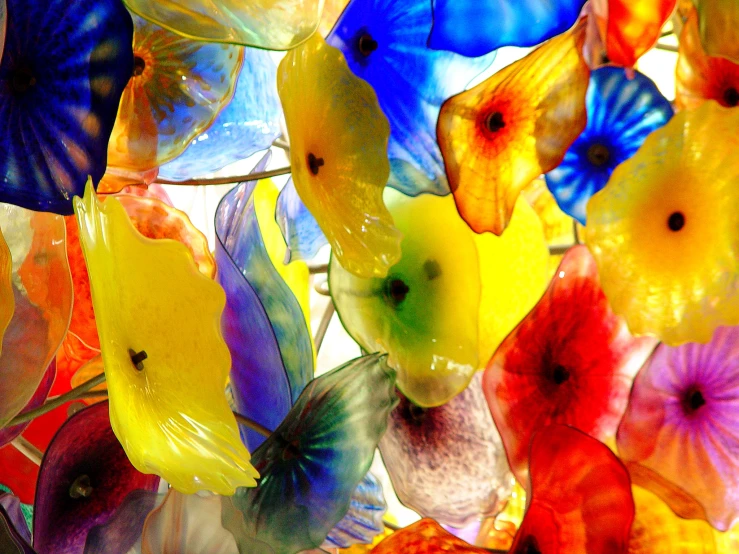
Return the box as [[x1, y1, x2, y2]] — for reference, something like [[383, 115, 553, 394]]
[[379, 373, 513, 527], [438, 21, 589, 235], [105, 14, 242, 192], [617, 326, 739, 531], [327, 0, 495, 196], [124, 0, 323, 49], [546, 67, 673, 225], [694, 0, 739, 64], [275, 177, 327, 264], [33, 402, 159, 554], [323, 472, 386, 549], [585, 102, 739, 345], [278, 33, 401, 279], [160, 47, 282, 181], [371, 519, 487, 553], [224, 354, 397, 554], [676, 8, 739, 110], [429, 0, 587, 57], [509, 425, 634, 554], [484, 246, 655, 485], [0, 362, 54, 448], [74, 183, 258, 495], [0, 488, 31, 547], [0, 225, 11, 356], [0, 0, 132, 214]]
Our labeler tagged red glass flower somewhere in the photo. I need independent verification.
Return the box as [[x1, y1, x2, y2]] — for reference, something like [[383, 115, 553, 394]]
[[483, 245, 655, 484], [370, 518, 489, 553]]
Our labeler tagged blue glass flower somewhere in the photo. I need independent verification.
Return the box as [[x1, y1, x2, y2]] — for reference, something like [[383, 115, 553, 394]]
[[327, 0, 495, 196], [429, 0, 587, 57], [159, 47, 282, 181], [0, 0, 133, 214], [545, 66, 674, 224], [276, 177, 328, 264]]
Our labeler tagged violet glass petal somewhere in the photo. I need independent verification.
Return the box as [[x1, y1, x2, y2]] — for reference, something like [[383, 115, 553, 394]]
[[224, 354, 397, 554], [0, 491, 31, 546], [379, 373, 513, 528], [275, 178, 327, 264], [33, 402, 160, 554], [159, 48, 282, 181], [0, 361, 55, 447], [0, 504, 34, 554], [327, 0, 495, 195], [617, 325, 739, 531], [322, 472, 387, 549]]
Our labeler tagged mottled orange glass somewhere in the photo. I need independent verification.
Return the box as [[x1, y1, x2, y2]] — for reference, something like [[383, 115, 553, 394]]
[[370, 519, 489, 553], [438, 20, 589, 235], [676, 9, 739, 110]]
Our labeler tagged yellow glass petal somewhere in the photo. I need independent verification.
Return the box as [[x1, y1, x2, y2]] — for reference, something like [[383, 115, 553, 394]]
[[628, 486, 716, 553], [475, 196, 549, 365], [438, 20, 589, 235], [278, 33, 401, 279], [694, 0, 739, 64], [124, 0, 322, 49], [0, 227, 13, 356], [74, 181, 258, 495], [319, 0, 349, 36], [585, 102, 739, 345]]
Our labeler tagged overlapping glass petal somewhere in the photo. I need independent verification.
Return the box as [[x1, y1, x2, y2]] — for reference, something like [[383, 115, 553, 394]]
[[438, 21, 589, 235], [370, 518, 488, 553], [0, 0, 132, 214], [278, 33, 401, 278], [585, 101, 739, 345], [275, 178, 327, 264], [0, 362, 54, 448], [546, 67, 673, 224], [323, 472, 387, 550], [429, 0, 587, 57], [693, 0, 739, 64], [327, 0, 495, 196]]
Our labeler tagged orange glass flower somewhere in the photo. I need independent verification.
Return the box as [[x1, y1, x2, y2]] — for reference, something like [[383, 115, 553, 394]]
[[370, 519, 489, 554], [437, 20, 589, 235], [591, 0, 676, 67], [585, 101, 739, 345], [693, 0, 739, 64], [676, 8, 739, 110]]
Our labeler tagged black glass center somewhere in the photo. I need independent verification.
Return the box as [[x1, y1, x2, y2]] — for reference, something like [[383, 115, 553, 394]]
[[281, 436, 302, 461], [518, 535, 542, 554], [133, 55, 146, 77], [9, 67, 36, 94], [69, 474, 94, 499], [587, 143, 611, 167], [385, 277, 410, 305], [486, 111, 505, 133], [667, 211, 685, 232], [552, 364, 570, 385], [423, 259, 442, 281], [684, 388, 706, 413], [724, 87, 739, 107], [408, 403, 427, 423], [307, 152, 325, 176], [358, 33, 378, 56], [128, 349, 148, 371]]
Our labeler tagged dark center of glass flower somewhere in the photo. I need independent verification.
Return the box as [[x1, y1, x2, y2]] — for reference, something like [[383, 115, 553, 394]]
[[587, 143, 611, 167], [9, 67, 37, 94], [128, 348, 148, 371], [667, 211, 685, 232], [132, 55, 146, 77], [358, 33, 378, 56], [307, 152, 325, 176], [69, 474, 94, 499], [423, 259, 442, 281], [551, 364, 570, 385], [408, 403, 427, 423], [281, 436, 302, 461], [724, 87, 739, 107], [519, 535, 542, 554], [683, 387, 706, 414], [486, 111, 506, 133], [384, 277, 410, 305]]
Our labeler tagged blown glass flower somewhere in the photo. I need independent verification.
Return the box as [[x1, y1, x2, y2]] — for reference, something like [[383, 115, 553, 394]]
[[104, 13, 242, 193], [617, 326, 739, 531], [378, 373, 513, 527], [327, 0, 495, 196], [591, 0, 676, 67], [0, 362, 54, 448], [74, 183, 258, 495], [676, 8, 739, 110], [33, 402, 159, 554], [323, 472, 387, 550], [693, 0, 739, 64], [585, 101, 739, 345], [124, 0, 323, 49], [0, 0, 132, 214], [278, 33, 401, 279], [275, 177, 327, 264], [438, 20, 589, 235], [546, 66, 673, 225], [370, 519, 488, 553], [509, 425, 634, 554], [483, 246, 655, 484], [429, 0, 587, 57]]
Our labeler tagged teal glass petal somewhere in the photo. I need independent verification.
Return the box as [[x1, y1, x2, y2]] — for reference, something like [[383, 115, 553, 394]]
[[159, 47, 282, 181], [327, 0, 495, 196], [223, 354, 398, 554], [275, 177, 327, 264], [323, 472, 387, 549]]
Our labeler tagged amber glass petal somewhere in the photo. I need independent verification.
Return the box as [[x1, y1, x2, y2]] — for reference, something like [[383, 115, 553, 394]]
[[74, 183, 258, 495], [483, 246, 655, 485], [585, 102, 739, 345], [124, 0, 322, 49], [693, 0, 739, 64], [0, 223, 12, 354], [370, 519, 488, 553], [379, 373, 513, 527], [104, 13, 242, 192], [0, 208, 71, 427], [438, 20, 589, 235], [676, 9, 739, 110], [509, 425, 634, 554], [617, 326, 739, 531], [278, 33, 400, 279], [0, 361, 54, 448]]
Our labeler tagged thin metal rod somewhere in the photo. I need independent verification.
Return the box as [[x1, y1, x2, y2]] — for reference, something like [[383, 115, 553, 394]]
[[154, 166, 291, 186], [655, 42, 678, 52], [308, 263, 328, 275], [273, 138, 291, 152], [233, 411, 272, 438], [314, 301, 336, 353], [549, 244, 574, 256], [11, 436, 43, 466]]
